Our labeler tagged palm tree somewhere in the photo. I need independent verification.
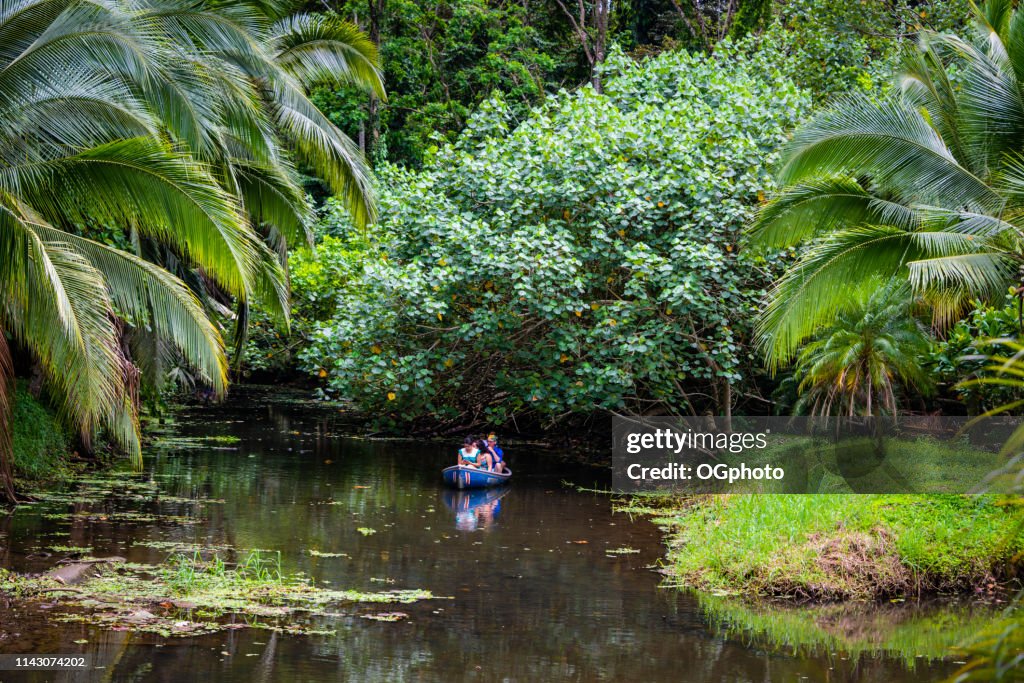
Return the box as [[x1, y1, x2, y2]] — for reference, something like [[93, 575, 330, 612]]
[[790, 282, 933, 416], [749, 0, 1024, 368], [0, 0, 383, 502]]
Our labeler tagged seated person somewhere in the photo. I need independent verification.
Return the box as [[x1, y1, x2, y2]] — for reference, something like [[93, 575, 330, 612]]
[[474, 434, 497, 471], [486, 434, 506, 473], [458, 436, 493, 470]]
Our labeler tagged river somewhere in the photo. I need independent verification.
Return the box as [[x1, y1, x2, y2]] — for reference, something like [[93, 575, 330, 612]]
[[0, 387, 992, 681]]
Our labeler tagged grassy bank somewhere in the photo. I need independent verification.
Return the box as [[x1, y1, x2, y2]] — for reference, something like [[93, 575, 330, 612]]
[[11, 382, 74, 483], [650, 494, 1023, 600]]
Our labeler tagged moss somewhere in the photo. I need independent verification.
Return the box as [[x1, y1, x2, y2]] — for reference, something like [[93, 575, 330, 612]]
[[11, 382, 72, 482]]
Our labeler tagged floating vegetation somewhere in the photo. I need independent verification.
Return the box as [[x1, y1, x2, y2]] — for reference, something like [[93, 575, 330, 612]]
[[45, 545, 93, 554], [61, 511, 201, 525], [205, 435, 241, 444], [356, 528, 377, 536], [307, 550, 349, 558], [606, 547, 641, 555], [140, 497, 218, 508], [132, 540, 234, 555], [27, 473, 218, 512], [3, 551, 438, 638], [31, 493, 103, 505], [361, 612, 407, 622], [151, 435, 241, 451]]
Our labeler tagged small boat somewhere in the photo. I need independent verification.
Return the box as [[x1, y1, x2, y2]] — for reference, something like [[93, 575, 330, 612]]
[[442, 465, 512, 489]]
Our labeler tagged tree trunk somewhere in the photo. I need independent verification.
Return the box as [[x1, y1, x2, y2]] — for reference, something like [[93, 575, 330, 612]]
[[554, 0, 611, 93], [0, 332, 19, 504], [367, 0, 385, 158], [27, 358, 43, 398], [722, 379, 732, 432], [591, 0, 610, 94]]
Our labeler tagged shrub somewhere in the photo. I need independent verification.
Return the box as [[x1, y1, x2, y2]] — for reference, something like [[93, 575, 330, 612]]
[[301, 46, 808, 429], [930, 294, 1024, 414]]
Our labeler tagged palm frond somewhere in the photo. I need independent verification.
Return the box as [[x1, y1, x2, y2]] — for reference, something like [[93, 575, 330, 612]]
[[749, 177, 917, 248], [28, 222, 228, 394], [779, 94, 1002, 211], [269, 78, 376, 228], [759, 226, 948, 366], [271, 13, 384, 97], [10, 137, 259, 298], [232, 156, 311, 247]]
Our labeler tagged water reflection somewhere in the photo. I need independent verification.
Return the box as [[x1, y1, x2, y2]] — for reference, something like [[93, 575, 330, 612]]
[[442, 488, 508, 532]]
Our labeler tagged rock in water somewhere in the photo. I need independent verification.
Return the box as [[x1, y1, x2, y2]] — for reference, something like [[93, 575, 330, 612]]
[[45, 557, 126, 585]]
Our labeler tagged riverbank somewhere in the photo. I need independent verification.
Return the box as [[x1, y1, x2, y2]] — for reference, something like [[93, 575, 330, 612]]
[[645, 494, 1023, 601], [10, 382, 75, 484]]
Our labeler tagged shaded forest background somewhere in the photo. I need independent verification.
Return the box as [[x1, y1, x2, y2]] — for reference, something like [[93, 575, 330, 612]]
[[301, 0, 967, 169]]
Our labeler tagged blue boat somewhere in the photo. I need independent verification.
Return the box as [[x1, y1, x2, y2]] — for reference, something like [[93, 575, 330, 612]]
[[442, 465, 512, 489]]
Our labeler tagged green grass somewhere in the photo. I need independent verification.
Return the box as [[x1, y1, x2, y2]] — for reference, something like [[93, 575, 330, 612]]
[[653, 494, 1023, 599], [11, 382, 72, 481], [704, 435, 1015, 494]]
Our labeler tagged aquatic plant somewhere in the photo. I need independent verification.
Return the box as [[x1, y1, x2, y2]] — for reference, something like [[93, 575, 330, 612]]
[[3, 551, 438, 638]]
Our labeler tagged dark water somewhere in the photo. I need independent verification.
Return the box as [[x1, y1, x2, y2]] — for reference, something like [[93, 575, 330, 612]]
[[0, 389, 989, 682]]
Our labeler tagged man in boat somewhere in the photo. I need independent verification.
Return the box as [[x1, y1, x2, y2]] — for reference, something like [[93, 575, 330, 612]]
[[486, 434, 507, 474]]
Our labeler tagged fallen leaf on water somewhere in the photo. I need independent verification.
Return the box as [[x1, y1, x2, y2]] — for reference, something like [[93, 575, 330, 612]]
[[570, 540, 588, 545]]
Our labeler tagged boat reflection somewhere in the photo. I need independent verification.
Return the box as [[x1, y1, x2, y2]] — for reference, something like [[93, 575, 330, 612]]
[[442, 487, 510, 531]]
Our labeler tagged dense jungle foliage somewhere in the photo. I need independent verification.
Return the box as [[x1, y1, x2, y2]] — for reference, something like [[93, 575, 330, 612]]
[[2, 0, 1021, 469]]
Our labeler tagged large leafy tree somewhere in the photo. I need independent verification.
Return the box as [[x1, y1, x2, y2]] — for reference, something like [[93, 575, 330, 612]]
[[749, 0, 1024, 367], [300, 46, 806, 431], [0, 0, 382, 502]]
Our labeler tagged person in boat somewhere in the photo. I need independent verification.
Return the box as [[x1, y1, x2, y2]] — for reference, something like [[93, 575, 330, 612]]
[[475, 434, 504, 473], [486, 434, 507, 474], [458, 436, 494, 470], [474, 434, 490, 459]]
